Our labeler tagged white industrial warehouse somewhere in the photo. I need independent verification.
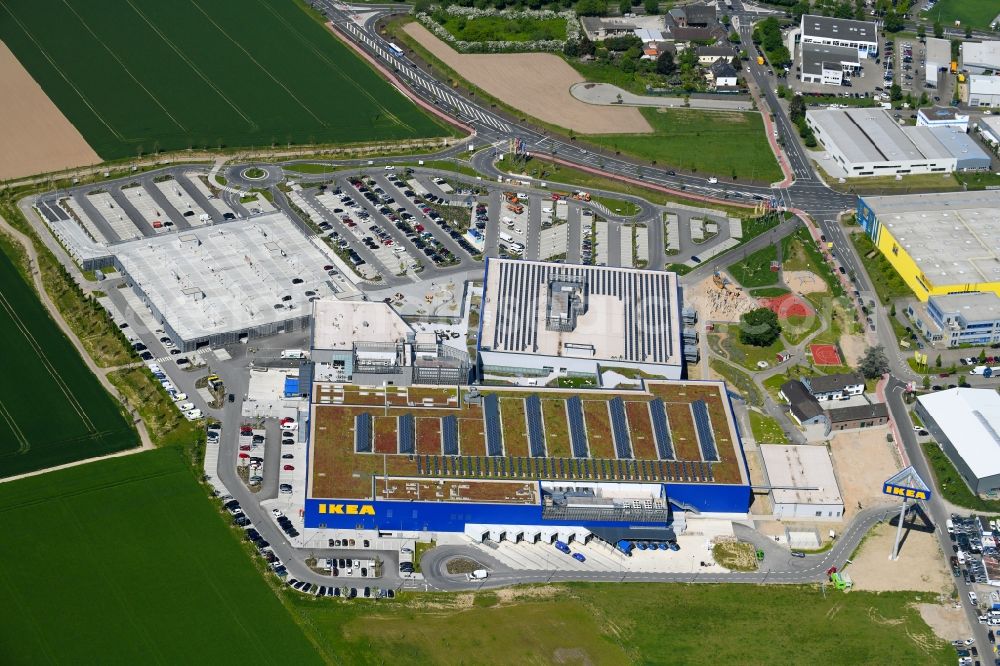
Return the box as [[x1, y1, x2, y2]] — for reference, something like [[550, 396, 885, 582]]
[[478, 258, 684, 380], [760, 445, 844, 520], [807, 107, 991, 176], [915, 388, 1000, 496]]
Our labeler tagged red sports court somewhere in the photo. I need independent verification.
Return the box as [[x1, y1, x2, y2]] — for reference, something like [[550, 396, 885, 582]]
[[810, 344, 842, 366]]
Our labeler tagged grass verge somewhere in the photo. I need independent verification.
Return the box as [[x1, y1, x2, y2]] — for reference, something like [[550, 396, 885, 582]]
[[108, 367, 203, 456], [922, 442, 1000, 513], [728, 244, 779, 288], [712, 541, 760, 571], [710, 359, 763, 407], [749, 411, 789, 444], [850, 231, 915, 303], [283, 582, 950, 663]]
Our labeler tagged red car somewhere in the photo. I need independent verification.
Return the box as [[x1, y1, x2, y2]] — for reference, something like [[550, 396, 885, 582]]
[[280, 417, 295, 425], [283, 464, 295, 471], [238, 453, 249, 459], [239, 444, 251, 451]]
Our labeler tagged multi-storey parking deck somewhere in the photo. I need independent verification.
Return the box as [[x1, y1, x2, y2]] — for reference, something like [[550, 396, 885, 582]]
[[306, 381, 751, 531]]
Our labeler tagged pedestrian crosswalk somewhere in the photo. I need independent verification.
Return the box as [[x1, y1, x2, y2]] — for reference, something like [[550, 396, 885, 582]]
[[340, 21, 512, 133]]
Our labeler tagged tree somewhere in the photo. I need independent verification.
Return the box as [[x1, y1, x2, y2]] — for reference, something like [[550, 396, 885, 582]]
[[884, 11, 904, 32], [890, 303, 896, 317], [721, 13, 731, 26], [738, 308, 782, 347], [859, 345, 890, 379], [729, 31, 742, 44], [922, 375, 931, 390], [656, 50, 676, 75], [980, 348, 988, 363], [934, 21, 943, 39], [575, 0, 608, 16], [619, 0, 631, 15], [919, 91, 929, 106], [917, 24, 926, 40], [643, 0, 660, 14], [789, 94, 806, 122], [935, 354, 942, 368], [890, 83, 903, 101], [966, 25, 973, 39]]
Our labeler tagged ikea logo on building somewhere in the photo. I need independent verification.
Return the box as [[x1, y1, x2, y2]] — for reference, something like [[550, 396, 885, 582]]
[[882, 483, 929, 500], [318, 503, 375, 516]]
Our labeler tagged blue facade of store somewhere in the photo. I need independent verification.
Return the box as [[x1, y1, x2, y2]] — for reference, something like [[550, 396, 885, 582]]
[[304, 481, 750, 532]]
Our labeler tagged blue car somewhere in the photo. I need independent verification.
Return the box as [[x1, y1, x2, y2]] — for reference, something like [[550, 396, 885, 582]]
[[554, 540, 571, 554], [667, 541, 680, 552], [637, 542, 648, 551], [572, 553, 586, 562], [658, 542, 668, 551]]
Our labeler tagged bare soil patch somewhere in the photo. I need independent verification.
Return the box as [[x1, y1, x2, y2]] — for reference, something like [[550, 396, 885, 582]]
[[0, 40, 99, 179], [830, 428, 900, 522], [847, 523, 951, 593], [840, 331, 866, 367], [784, 270, 826, 295], [685, 274, 758, 324], [402, 23, 650, 135], [915, 602, 971, 642]]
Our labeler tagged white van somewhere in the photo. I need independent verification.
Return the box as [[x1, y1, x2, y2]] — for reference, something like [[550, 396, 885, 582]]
[[499, 232, 513, 243], [958, 550, 967, 565], [969, 591, 978, 605], [178, 402, 195, 411], [467, 569, 488, 581], [281, 349, 307, 360]]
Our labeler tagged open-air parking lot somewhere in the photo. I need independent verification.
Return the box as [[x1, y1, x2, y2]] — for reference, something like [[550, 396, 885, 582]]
[[37, 170, 244, 246]]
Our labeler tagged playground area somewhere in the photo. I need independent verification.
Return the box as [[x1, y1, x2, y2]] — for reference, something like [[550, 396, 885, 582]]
[[685, 274, 758, 323], [783, 270, 826, 295], [757, 293, 813, 319], [809, 343, 843, 366]]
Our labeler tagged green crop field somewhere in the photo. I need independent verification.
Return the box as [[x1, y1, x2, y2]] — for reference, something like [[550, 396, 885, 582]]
[[0, 448, 322, 663], [922, 0, 1000, 30], [586, 108, 783, 184], [0, 249, 137, 478], [0, 0, 450, 161], [286, 582, 950, 663]]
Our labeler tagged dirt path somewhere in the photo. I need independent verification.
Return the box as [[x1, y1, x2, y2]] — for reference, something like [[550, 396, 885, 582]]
[[0, 210, 153, 481], [402, 23, 651, 135], [0, 40, 101, 179]]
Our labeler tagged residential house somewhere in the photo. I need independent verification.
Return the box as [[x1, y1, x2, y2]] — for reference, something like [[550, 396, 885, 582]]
[[802, 372, 864, 401]]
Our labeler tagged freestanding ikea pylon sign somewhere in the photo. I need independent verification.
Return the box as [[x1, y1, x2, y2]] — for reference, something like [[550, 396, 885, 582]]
[[883, 466, 931, 561]]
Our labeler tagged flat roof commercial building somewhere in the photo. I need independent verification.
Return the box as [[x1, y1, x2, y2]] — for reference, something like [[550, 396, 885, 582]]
[[916, 388, 1000, 496], [305, 380, 752, 534], [916, 106, 969, 132], [925, 38, 951, 87], [977, 115, 1000, 145], [114, 212, 340, 350], [309, 300, 469, 385], [800, 42, 860, 85], [760, 445, 844, 520], [799, 15, 878, 58], [968, 75, 1000, 108], [856, 191, 1000, 301], [478, 258, 683, 380], [807, 108, 991, 176], [909, 291, 1000, 347], [962, 40, 1000, 75]]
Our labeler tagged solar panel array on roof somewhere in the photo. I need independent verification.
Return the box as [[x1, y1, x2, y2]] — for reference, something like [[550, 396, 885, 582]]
[[566, 396, 589, 457], [525, 395, 546, 457], [483, 393, 503, 456], [355, 413, 372, 453], [609, 397, 633, 459], [649, 399, 674, 460], [442, 415, 459, 456], [488, 260, 676, 363], [692, 400, 719, 461], [398, 414, 415, 454]]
